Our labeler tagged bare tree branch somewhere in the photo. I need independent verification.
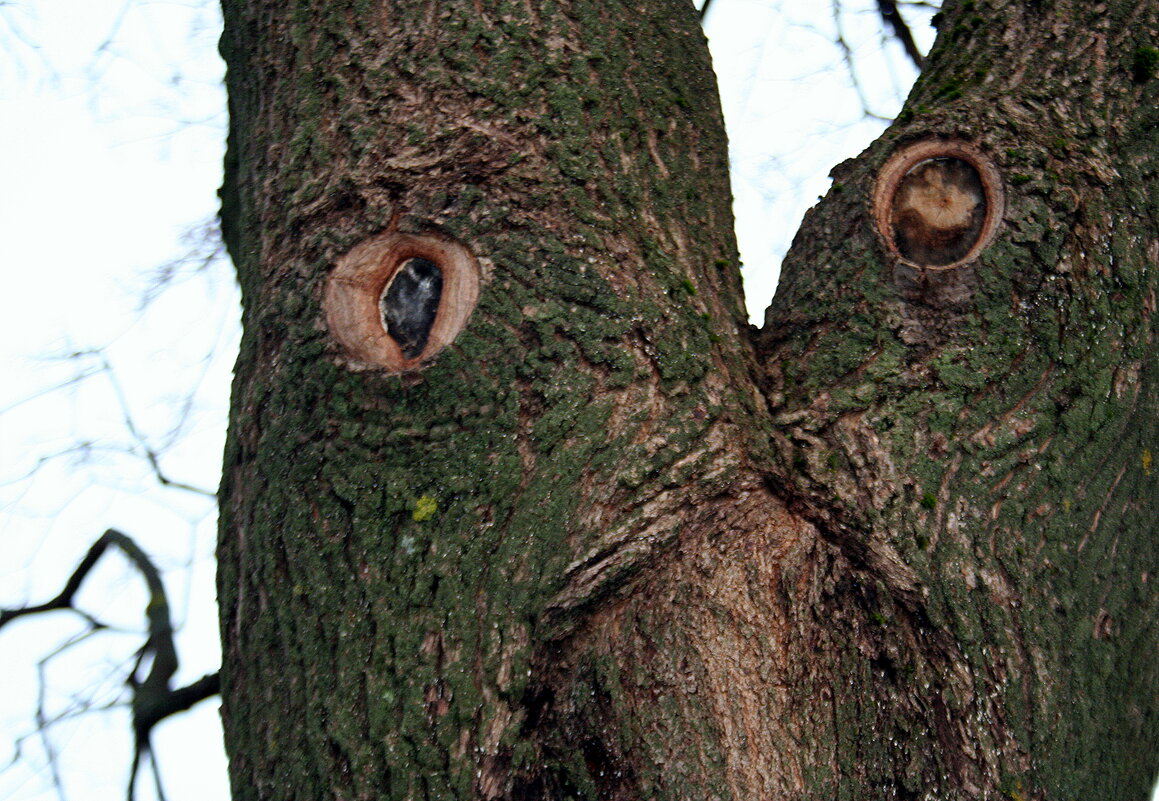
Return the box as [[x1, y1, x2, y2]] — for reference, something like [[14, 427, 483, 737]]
[[876, 0, 925, 70], [831, 0, 893, 122], [99, 356, 217, 499], [1, 528, 221, 801], [139, 218, 227, 309]]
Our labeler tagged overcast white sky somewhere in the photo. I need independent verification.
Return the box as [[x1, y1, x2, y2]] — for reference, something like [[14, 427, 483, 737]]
[[6, 3, 1147, 801], [1, 1, 231, 799]]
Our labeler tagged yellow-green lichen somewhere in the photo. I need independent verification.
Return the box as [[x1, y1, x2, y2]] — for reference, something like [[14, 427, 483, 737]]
[[412, 494, 439, 522]]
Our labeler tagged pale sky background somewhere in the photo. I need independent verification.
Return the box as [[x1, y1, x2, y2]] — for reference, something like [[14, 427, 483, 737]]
[[2, 2, 1151, 801]]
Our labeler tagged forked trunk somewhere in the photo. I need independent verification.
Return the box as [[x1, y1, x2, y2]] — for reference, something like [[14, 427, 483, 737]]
[[217, 0, 1159, 798]]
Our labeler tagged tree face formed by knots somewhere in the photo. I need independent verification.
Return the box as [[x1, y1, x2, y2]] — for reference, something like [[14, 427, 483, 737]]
[[213, 1, 1159, 800]]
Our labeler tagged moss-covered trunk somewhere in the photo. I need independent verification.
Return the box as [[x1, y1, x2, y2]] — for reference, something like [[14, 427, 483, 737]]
[[217, 0, 1159, 798]]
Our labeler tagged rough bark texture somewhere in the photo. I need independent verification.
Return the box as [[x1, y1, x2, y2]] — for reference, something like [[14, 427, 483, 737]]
[[217, 0, 1159, 799]]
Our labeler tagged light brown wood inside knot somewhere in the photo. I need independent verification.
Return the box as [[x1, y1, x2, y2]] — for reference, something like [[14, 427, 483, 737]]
[[890, 157, 985, 267]]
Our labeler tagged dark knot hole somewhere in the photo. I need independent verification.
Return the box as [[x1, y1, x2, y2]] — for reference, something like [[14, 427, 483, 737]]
[[380, 257, 443, 359]]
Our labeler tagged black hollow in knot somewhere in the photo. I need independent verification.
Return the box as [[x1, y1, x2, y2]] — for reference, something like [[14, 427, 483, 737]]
[[380, 257, 443, 359]]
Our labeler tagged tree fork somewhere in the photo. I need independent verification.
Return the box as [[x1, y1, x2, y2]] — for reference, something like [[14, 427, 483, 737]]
[[217, 0, 1159, 799]]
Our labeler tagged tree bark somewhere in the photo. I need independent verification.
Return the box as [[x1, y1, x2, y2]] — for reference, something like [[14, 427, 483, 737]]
[[216, 1, 1159, 799]]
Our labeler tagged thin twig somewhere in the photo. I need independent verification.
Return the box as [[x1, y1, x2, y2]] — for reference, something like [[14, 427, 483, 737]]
[[876, 0, 925, 69], [99, 357, 217, 499], [35, 657, 68, 801], [831, 0, 893, 122]]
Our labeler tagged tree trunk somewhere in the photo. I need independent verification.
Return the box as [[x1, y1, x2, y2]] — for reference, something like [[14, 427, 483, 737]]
[[216, 0, 1159, 799]]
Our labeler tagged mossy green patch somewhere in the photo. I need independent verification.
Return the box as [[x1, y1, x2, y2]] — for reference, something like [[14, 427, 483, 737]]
[[1131, 45, 1159, 82]]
